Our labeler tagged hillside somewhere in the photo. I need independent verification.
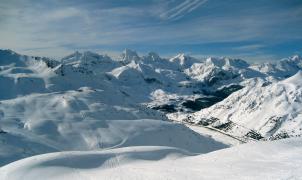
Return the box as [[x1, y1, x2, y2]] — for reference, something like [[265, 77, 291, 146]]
[[1, 138, 301, 180]]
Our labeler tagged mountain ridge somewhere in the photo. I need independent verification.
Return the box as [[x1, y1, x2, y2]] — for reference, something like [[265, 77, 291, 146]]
[[1, 48, 302, 166]]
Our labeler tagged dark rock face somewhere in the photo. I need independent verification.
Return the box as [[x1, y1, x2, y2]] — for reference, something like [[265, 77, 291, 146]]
[[245, 131, 264, 140], [268, 132, 290, 141], [182, 85, 244, 111], [196, 117, 219, 126], [151, 104, 177, 113], [144, 78, 162, 84], [205, 70, 239, 86], [212, 85, 244, 99], [0, 130, 7, 134], [214, 121, 235, 131], [182, 96, 223, 111], [42, 58, 60, 68]]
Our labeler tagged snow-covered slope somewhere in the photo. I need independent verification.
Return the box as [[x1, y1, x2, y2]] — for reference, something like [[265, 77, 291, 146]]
[[1, 137, 301, 180], [0, 50, 53, 100], [185, 57, 266, 86], [1, 48, 302, 168], [120, 49, 140, 64], [173, 71, 302, 141], [251, 55, 302, 78], [169, 53, 198, 69], [0, 49, 229, 166]]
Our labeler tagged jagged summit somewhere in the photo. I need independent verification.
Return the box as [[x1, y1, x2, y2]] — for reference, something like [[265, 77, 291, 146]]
[[0, 49, 26, 66], [225, 58, 250, 68], [62, 51, 108, 62], [205, 57, 249, 68], [291, 55, 302, 61], [169, 53, 198, 68], [251, 55, 302, 78], [61, 51, 82, 62], [60, 51, 115, 70], [121, 48, 140, 63], [144, 52, 161, 61], [205, 57, 225, 67], [282, 54, 302, 62]]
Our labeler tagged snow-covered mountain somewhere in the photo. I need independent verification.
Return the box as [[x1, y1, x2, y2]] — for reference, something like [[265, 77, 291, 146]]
[[1, 48, 302, 172], [251, 55, 302, 78], [185, 57, 266, 86], [0, 49, 229, 166], [170, 70, 302, 141]]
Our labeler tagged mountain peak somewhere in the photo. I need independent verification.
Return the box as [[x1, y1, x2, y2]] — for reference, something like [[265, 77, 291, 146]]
[[283, 70, 302, 85], [289, 55, 302, 65], [174, 53, 185, 59], [205, 57, 225, 67], [291, 55, 301, 60], [170, 53, 197, 67], [280, 55, 302, 64], [121, 49, 140, 63], [205, 57, 249, 68], [0, 49, 17, 55], [226, 58, 249, 68], [61, 51, 82, 63], [146, 52, 160, 61], [0, 49, 26, 66]]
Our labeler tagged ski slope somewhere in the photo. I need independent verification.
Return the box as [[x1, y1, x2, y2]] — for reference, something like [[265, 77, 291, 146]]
[[1, 138, 301, 180]]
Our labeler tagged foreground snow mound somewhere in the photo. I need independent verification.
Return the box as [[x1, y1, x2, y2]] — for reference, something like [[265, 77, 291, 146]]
[[178, 71, 302, 141], [1, 138, 301, 180]]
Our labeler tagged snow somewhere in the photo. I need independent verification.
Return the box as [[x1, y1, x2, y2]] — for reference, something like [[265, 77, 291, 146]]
[[0, 49, 230, 166], [1, 138, 301, 180], [0, 87, 228, 166], [282, 70, 302, 84], [120, 49, 140, 64], [1, 49, 302, 179], [178, 71, 302, 140], [169, 53, 198, 68], [251, 55, 302, 78], [184, 124, 242, 146]]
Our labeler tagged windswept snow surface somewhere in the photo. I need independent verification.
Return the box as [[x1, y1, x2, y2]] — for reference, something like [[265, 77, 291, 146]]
[[1, 138, 302, 180]]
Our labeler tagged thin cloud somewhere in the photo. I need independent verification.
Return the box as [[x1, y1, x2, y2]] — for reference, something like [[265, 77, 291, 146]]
[[0, 0, 301, 60], [44, 7, 83, 21], [234, 44, 266, 51], [160, 0, 208, 21]]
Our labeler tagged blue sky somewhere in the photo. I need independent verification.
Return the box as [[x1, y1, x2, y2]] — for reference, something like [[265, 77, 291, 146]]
[[0, 0, 301, 62]]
